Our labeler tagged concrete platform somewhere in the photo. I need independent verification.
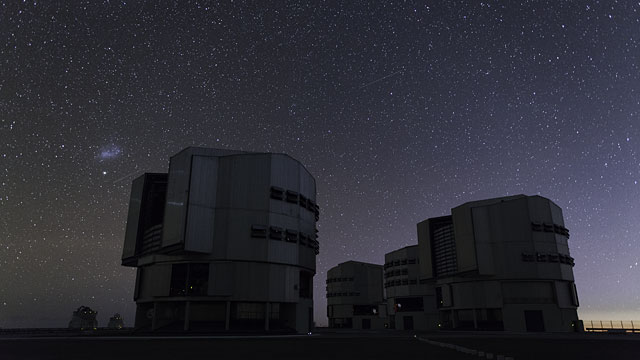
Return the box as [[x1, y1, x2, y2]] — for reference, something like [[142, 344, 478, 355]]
[[0, 330, 639, 360]]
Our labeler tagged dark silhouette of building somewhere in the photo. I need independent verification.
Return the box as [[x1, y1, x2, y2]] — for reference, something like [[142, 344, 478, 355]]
[[68, 306, 98, 329], [417, 195, 579, 332], [121, 147, 319, 333], [326, 261, 387, 329], [384, 245, 438, 330]]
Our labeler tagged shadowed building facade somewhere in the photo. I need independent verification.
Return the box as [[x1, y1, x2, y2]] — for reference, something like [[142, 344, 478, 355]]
[[121, 147, 319, 333], [326, 261, 386, 329], [384, 246, 438, 330], [417, 195, 579, 332]]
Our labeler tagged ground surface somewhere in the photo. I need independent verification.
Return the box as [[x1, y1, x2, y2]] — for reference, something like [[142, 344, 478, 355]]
[[0, 330, 638, 360]]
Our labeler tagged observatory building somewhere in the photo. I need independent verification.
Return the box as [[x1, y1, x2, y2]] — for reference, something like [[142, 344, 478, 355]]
[[121, 147, 319, 333], [417, 195, 579, 332], [384, 245, 438, 330], [326, 261, 387, 329]]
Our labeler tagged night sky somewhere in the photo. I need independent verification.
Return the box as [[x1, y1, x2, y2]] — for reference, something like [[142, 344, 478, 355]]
[[2, 1, 640, 328]]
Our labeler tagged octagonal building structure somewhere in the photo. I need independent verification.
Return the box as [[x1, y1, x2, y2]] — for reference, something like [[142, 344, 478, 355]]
[[417, 195, 579, 332], [121, 147, 319, 333], [326, 261, 387, 329]]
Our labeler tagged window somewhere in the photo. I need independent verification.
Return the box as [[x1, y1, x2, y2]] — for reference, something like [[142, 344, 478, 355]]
[[395, 297, 424, 312], [299, 233, 307, 245], [269, 226, 283, 240], [407, 259, 416, 265], [286, 190, 299, 203], [170, 264, 188, 296], [270, 303, 280, 320], [521, 253, 535, 262], [536, 253, 547, 262], [401, 269, 408, 275], [236, 302, 265, 320], [251, 224, 267, 238], [270, 186, 284, 200], [170, 263, 209, 296], [353, 305, 377, 316], [299, 195, 308, 208], [436, 287, 443, 308], [401, 259, 407, 265], [187, 263, 209, 295], [285, 230, 298, 243], [299, 271, 312, 298]]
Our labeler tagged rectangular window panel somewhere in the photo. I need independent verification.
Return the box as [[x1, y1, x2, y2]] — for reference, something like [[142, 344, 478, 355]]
[[285, 229, 298, 243], [270, 186, 284, 200], [187, 263, 209, 296], [269, 226, 283, 240], [251, 224, 267, 238], [169, 264, 188, 296], [285, 190, 299, 203]]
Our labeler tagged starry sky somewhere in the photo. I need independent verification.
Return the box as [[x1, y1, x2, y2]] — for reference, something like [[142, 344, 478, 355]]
[[2, 1, 640, 328]]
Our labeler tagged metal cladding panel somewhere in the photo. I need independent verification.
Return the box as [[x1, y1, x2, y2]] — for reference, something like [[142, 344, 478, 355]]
[[527, 196, 554, 223], [471, 206, 495, 275], [488, 197, 531, 243], [217, 154, 271, 210], [555, 281, 573, 308], [151, 264, 172, 296], [268, 264, 285, 300], [449, 281, 502, 308], [416, 219, 433, 279], [548, 200, 565, 226], [208, 262, 233, 296], [139, 264, 171, 299], [451, 205, 477, 272], [268, 264, 297, 302], [366, 265, 384, 303], [299, 166, 316, 201], [267, 239, 298, 265], [122, 175, 145, 261], [162, 150, 192, 248], [299, 246, 316, 271], [184, 155, 218, 253], [233, 262, 270, 301], [223, 209, 268, 261]]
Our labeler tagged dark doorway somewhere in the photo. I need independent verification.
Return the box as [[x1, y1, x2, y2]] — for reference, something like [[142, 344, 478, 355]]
[[403, 316, 414, 330], [524, 310, 545, 332], [362, 318, 371, 329]]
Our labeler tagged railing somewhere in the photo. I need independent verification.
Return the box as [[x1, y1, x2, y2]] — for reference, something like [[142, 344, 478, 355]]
[[583, 320, 640, 333]]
